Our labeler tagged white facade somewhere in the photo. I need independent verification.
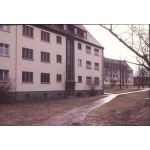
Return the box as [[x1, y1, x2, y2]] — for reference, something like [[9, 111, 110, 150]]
[[0, 25, 104, 100]]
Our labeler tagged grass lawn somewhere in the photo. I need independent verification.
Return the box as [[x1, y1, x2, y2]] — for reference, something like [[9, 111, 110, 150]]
[[0, 95, 105, 125], [104, 86, 142, 94], [85, 90, 150, 125]]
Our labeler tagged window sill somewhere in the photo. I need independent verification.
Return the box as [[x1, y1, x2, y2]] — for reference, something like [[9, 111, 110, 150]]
[[57, 62, 62, 64], [56, 81, 62, 83], [41, 40, 50, 43], [22, 82, 33, 84], [86, 68, 92, 69], [0, 29, 10, 33], [0, 54, 10, 57], [57, 42, 62, 45], [41, 82, 50, 84], [41, 61, 50, 63], [23, 35, 34, 39], [22, 58, 34, 61], [0, 80, 9, 83]]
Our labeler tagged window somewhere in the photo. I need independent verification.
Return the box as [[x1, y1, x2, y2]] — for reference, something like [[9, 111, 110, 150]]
[[86, 76, 92, 85], [56, 36, 62, 44], [0, 43, 9, 56], [95, 77, 99, 85], [56, 74, 62, 82], [41, 31, 50, 42], [86, 61, 91, 69], [22, 72, 33, 83], [94, 63, 99, 70], [0, 70, 9, 81], [67, 25, 74, 34], [41, 52, 50, 63], [0, 25, 10, 32], [78, 43, 82, 50], [23, 25, 33, 38], [86, 46, 91, 54], [78, 59, 82, 67], [41, 73, 50, 83], [22, 47, 33, 60], [57, 55, 62, 63], [77, 29, 84, 38], [94, 48, 99, 56], [78, 76, 82, 83]]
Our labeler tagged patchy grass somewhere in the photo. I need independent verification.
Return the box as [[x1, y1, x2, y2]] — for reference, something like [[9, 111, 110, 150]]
[[104, 86, 141, 94], [85, 91, 150, 125], [0, 95, 105, 125]]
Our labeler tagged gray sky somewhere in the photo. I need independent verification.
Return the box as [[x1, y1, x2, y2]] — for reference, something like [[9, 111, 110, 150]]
[[84, 25, 138, 73]]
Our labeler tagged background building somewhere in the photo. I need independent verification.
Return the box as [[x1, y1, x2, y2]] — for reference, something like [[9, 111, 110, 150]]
[[104, 58, 133, 88], [0, 25, 104, 101]]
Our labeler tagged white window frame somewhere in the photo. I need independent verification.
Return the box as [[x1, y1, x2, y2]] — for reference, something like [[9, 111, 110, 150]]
[[94, 48, 99, 56], [41, 73, 50, 84], [0, 43, 9, 56], [94, 62, 99, 70], [78, 59, 82, 67], [0, 69, 9, 82], [86, 61, 91, 69], [22, 47, 33, 60], [22, 71, 33, 83], [0, 25, 10, 32], [86, 46, 91, 54]]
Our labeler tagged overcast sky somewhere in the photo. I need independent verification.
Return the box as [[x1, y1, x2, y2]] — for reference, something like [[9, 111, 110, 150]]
[[84, 25, 138, 73]]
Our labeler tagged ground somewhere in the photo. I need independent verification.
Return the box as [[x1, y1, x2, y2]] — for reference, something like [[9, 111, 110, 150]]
[[0, 87, 149, 125], [0, 95, 105, 125], [85, 90, 150, 125]]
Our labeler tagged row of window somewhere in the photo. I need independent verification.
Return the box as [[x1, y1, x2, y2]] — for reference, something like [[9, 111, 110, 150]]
[[78, 76, 100, 85], [0, 43, 100, 69], [23, 25, 62, 44], [0, 25, 100, 56], [22, 72, 62, 83], [78, 59, 99, 70], [0, 69, 100, 85], [78, 43, 99, 56], [22, 47, 62, 63]]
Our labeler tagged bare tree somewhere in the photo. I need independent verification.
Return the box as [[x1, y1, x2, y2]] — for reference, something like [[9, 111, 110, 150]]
[[0, 80, 14, 101], [99, 25, 150, 71], [87, 78, 99, 96]]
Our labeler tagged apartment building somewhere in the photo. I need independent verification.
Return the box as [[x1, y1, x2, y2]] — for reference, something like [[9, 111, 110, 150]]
[[0, 25, 104, 101], [104, 58, 133, 87]]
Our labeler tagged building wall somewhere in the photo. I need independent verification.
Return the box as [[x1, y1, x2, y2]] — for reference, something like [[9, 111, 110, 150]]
[[0, 25, 16, 91], [104, 60, 134, 87], [15, 25, 66, 91], [0, 25, 104, 101], [75, 40, 103, 91]]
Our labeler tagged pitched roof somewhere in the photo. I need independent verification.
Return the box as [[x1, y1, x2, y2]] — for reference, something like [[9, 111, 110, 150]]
[[104, 57, 133, 70], [74, 25, 103, 47], [36, 25, 104, 49]]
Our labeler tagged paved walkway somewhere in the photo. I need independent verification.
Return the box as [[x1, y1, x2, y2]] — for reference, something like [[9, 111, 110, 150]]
[[47, 89, 149, 125]]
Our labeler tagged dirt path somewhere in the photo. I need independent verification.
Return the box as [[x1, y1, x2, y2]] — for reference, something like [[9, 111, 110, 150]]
[[47, 89, 149, 125]]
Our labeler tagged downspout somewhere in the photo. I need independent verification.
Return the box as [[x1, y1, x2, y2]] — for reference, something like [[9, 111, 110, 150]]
[[14, 25, 18, 101], [101, 48, 104, 94]]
